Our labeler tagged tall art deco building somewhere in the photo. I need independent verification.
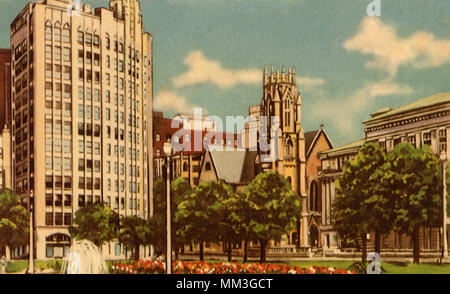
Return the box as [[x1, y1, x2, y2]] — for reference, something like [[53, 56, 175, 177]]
[[10, 0, 153, 260]]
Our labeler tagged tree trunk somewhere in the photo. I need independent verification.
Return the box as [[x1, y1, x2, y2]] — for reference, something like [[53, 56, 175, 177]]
[[375, 230, 381, 254], [412, 227, 420, 264], [362, 234, 367, 264], [227, 241, 232, 262], [199, 242, 204, 261], [134, 245, 140, 260], [259, 240, 267, 263], [243, 240, 248, 263]]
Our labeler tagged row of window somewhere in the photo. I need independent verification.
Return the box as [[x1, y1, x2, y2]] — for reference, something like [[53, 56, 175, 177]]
[[45, 120, 73, 135], [44, 175, 142, 196], [45, 194, 72, 207], [44, 193, 145, 213], [45, 176, 73, 189], [45, 157, 73, 172], [45, 212, 72, 226], [46, 64, 72, 80], [45, 45, 71, 62], [45, 22, 71, 44], [45, 83, 72, 99], [15, 73, 28, 93], [14, 89, 31, 110]]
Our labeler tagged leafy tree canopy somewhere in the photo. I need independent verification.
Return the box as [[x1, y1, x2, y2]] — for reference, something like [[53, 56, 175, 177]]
[[118, 215, 150, 260], [242, 172, 301, 244], [0, 189, 29, 251], [69, 203, 118, 248], [333, 142, 392, 244], [176, 181, 237, 245]]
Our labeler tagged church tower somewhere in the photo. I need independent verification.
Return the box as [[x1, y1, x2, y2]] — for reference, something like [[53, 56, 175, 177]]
[[259, 65, 309, 248]]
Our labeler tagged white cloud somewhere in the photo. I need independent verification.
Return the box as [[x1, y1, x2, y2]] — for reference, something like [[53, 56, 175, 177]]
[[310, 79, 414, 135], [344, 17, 450, 77], [297, 76, 325, 90], [173, 50, 325, 91], [172, 50, 262, 89], [350, 80, 414, 111], [154, 90, 205, 114]]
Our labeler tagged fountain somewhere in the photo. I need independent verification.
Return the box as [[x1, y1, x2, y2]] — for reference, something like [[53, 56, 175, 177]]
[[60, 240, 108, 274]]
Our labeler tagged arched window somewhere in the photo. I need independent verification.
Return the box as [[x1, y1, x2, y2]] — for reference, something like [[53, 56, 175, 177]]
[[77, 27, 84, 44], [63, 24, 70, 43], [54, 22, 61, 42], [284, 100, 291, 127], [45, 21, 52, 40], [46, 233, 71, 258], [285, 138, 294, 158], [309, 180, 320, 212], [183, 162, 189, 172]]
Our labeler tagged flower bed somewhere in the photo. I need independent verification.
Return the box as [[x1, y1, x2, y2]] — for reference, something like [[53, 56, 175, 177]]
[[111, 260, 355, 274]]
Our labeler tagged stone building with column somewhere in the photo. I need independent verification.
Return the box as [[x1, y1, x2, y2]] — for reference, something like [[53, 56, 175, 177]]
[[319, 92, 450, 255]]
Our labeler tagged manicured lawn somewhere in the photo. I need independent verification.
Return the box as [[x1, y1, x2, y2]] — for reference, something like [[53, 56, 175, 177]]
[[287, 261, 450, 274], [6, 260, 63, 273], [6, 259, 450, 274]]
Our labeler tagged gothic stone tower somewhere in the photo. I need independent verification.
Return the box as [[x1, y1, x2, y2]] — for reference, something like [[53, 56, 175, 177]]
[[259, 65, 309, 248]]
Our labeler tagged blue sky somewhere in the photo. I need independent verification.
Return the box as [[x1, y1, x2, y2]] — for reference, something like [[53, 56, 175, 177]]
[[0, 0, 449, 146]]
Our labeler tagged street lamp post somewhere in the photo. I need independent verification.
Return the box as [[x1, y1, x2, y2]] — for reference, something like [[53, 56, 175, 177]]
[[163, 142, 173, 274], [440, 150, 448, 259]]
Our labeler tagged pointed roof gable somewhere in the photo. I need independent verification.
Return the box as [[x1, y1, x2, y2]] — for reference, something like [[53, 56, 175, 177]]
[[209, 150, 257, 185], [305, 128, 334, 158]]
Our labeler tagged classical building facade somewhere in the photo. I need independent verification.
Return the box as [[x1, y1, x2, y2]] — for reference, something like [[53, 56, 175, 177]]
[[10, 0, 153, 260], [319, 92, 450, 254], [319, 139, 364, 251]]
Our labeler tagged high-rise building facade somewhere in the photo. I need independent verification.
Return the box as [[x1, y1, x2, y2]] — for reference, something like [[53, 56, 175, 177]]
[[10, 0, 153, 260]]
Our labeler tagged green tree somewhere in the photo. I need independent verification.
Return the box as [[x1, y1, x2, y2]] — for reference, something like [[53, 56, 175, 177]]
[[0, 189, 29, 257], [333, 142, 393, 262], [69, 204, 118, 248], [152, 177, 192, 259], [233, 192, 253, 263], [386, 143, 442, 264], [243, 172, 301, 263], [176, 181, 236, 261], [215, 188, 242, 262], [118, 216, 150, 260]]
